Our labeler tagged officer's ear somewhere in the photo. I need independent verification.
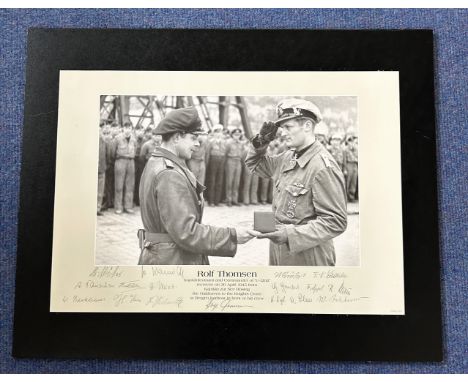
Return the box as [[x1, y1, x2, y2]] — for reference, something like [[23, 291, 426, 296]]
[[304, 119, 315, 134]]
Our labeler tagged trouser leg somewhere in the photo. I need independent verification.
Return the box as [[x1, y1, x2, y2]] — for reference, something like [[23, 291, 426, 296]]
[[260, 177, 270, 203], [104, 164, 114, 208], [97, 172, 105, 211], [250, 174, 259, 204], [114, 159, 126, 211], [232, 159, 241, 203], [124, 159, 135, 210], [268, 178, 273, 203], [346, 163, 358, 200], [208, 156, 221, 204], [134, 159, 143, 206], [215, 157, 225, 205], [242, 165, 252, 204], [225, 158, 235, 204]]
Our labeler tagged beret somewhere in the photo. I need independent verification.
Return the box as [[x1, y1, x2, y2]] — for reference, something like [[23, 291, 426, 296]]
[[154, 107, 205, 135]]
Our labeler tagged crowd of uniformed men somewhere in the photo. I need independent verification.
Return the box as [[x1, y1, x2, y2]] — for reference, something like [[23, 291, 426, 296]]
[[97, 119, 359, 215]]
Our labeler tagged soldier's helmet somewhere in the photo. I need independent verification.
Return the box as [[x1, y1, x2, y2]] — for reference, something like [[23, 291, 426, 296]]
[[346, 129, 358, 140], [275, 98, 322, 126], [212, 124, 224, 133], [331, 133, 343, 141]]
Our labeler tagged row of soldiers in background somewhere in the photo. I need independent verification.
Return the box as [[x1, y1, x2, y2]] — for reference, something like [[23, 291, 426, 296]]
[[97, 121, 162, 215], [97, 120, 359, 215], [319, 132, 359, 202]]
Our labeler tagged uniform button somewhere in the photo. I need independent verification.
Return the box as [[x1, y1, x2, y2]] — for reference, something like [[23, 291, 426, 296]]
[[293, 192, 298, 196]]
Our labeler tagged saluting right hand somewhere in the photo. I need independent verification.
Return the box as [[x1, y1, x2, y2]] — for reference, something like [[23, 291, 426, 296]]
[[259, 121, 279, 144]]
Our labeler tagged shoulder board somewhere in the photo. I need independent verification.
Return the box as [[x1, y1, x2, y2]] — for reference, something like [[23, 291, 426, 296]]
[[163, 158, 174, 169], [320, 153, 331, 168]]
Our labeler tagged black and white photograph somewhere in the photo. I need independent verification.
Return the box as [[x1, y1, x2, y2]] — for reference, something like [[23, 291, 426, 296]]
[[49, 69, 402, 315], [13, 28, 441, 360], [95, 95, 359, 267]]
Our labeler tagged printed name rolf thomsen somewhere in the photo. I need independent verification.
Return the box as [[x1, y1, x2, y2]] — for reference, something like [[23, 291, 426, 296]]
[[198, 270, 258, 278]]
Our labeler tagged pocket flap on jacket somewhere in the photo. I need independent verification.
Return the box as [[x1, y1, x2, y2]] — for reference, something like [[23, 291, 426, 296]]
[[285, 185, 309, 196]]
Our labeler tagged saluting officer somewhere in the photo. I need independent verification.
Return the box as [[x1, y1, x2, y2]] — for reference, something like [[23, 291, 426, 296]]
[[245, 99, 347, 266], [138, 107, 254, 265]]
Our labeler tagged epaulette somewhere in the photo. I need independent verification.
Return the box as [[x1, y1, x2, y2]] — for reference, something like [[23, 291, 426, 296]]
[[163, 158, 174, 169], [320, 153, 331, 168]]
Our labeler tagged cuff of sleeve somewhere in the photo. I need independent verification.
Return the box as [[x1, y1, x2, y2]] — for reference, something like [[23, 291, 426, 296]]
[[229, 227, 238, 245], [251, 136, 269, 151], [285, 226, 305, 254]]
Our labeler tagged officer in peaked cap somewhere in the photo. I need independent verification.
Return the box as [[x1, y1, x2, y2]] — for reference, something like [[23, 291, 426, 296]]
[[275, 98, 322, 125], [138, 107, 255, 265], [245, 98, 347, 266]]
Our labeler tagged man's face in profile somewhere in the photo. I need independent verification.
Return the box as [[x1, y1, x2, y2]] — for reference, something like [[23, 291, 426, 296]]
[[176, 133, 200, 160], [280, 119, 307, 149]]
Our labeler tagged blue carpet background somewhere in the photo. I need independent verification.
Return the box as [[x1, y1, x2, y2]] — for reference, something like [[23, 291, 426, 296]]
[[0, 8, 466, 373]]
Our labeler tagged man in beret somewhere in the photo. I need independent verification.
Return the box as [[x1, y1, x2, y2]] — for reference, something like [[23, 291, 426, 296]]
[[245, 98, 347, 266], [138, 107, 255, 265]]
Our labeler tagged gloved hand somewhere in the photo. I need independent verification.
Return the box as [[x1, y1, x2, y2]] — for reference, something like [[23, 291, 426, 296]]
[[259, 121, 279, 143], [252, 121, 278, 148]]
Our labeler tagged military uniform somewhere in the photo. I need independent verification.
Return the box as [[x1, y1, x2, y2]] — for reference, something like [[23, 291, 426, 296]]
[[97, 135, 107, 213], [187, 138, 207, 186], [241, 141, 259, 205], [224, 133, 243, 205], [329, 146, 345, 172], [246, 99, 347, 266], [113, 133, 137, 212], [328, 134, 345, 173], [205, 133, 227, 205], [103, 134, 115, 209], [133, 134, 146, 206], [344, 143, 358, 201], [138, 108, 238, 265], [140, 138, 160, 164]]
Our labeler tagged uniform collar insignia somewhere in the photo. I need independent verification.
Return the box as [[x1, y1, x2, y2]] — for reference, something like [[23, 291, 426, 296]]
[[295, 141, 322, 168], [282, 151, 297, 173]]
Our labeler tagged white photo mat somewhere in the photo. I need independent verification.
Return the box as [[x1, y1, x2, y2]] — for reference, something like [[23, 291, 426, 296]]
[[50, 71, 404, 314]]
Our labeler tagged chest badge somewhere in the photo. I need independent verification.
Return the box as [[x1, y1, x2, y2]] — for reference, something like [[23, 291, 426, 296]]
[[286, 199, 297, 219]]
